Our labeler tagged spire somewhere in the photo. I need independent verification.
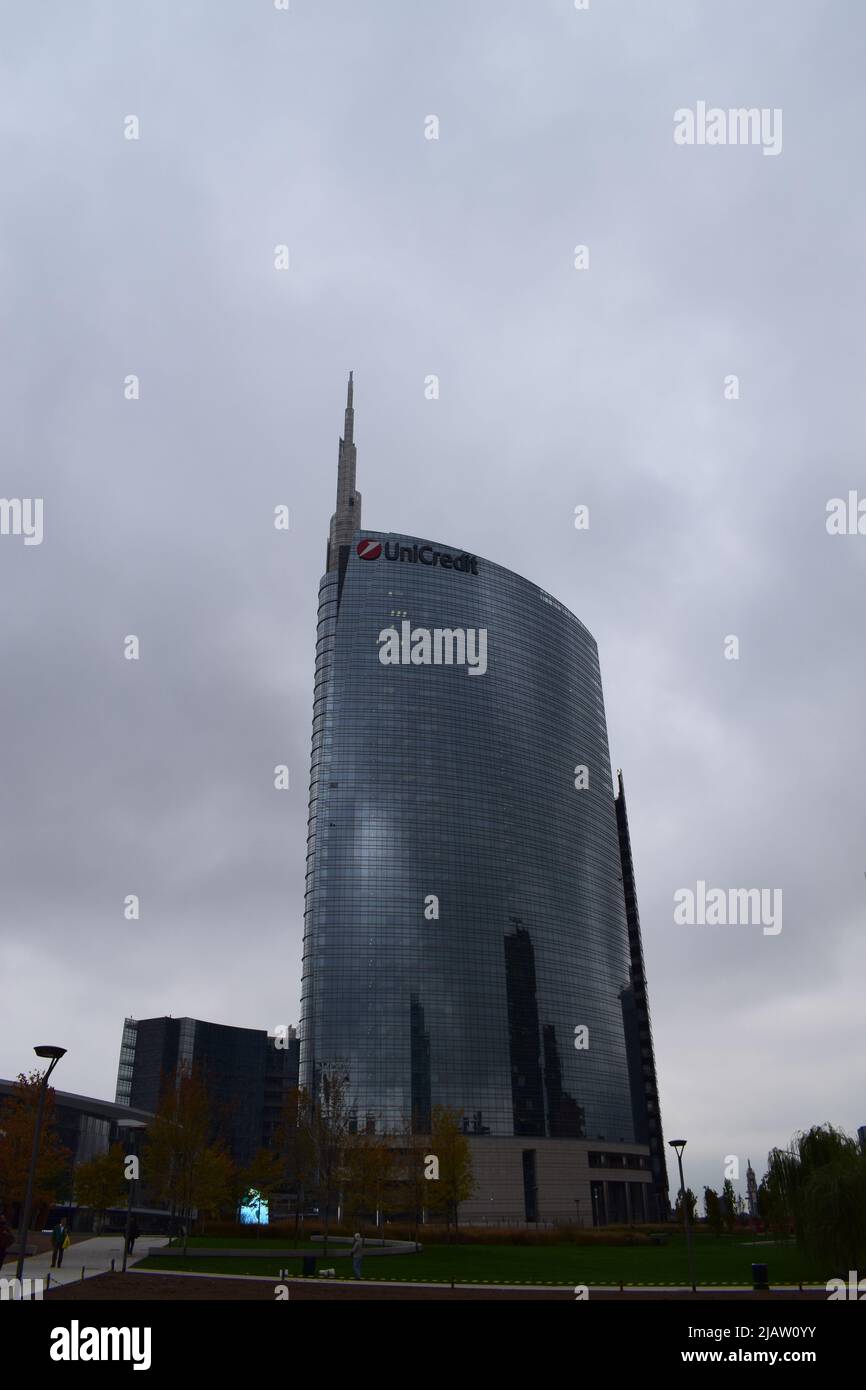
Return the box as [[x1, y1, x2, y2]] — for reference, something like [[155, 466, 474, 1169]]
[[326, 372, 362, 571], [344, 371, 354, 444]]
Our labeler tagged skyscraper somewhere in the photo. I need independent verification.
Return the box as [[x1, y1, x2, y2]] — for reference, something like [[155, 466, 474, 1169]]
[[299, 377, 667, 1221]]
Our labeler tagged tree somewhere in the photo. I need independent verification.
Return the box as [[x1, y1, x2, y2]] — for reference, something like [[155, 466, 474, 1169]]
[[756, 1176, 773, 1229], [145, 1066, 214, 1254], [303, 1069, 354, 1258], [342, 1134, 395, 1234], [74, 1144, 127, 1231], [704, 1186, 723, 1237], [192, 1146, 237, 1230], [675, 1187, 698, 1225], [0, 1072, 71, 1222], [273, 1087, 316, 1232], [239, 1147, 284, 1234], [425, 1107, 474, 1239], [765, 1124, 866, 1273], [721, 1179, 737, 1234], [397, 1119, 430, 1245], [798, 1157, 866, 1273]]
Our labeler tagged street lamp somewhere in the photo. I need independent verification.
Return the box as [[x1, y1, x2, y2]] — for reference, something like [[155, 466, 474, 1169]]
[[668, 1138, 696, 1293], [116, 1120, 147, 1273], [16, 1045, 66, 1282]]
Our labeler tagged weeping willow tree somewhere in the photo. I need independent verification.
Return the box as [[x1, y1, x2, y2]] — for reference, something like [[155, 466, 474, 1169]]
[[799, 1159, 866, 1273], [763, 1125, 866, 1274]]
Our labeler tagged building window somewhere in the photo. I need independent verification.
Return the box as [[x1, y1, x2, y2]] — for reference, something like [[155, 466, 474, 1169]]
[[522, 1150, 538, 1223]]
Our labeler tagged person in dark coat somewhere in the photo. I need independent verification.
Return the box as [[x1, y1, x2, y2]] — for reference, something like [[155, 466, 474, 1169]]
[[126, 1217, 140, 1255], [50, 1217, 68, 1268]]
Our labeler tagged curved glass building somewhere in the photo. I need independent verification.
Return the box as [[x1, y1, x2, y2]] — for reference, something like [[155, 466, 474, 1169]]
[[299, 378, 667, 1222]]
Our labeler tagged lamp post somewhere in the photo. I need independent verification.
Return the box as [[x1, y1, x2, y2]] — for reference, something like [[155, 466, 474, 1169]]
[[15, 1045, 66, 1282], [669, 1138, 696, 1293], [117, 1120, 147, 1273]]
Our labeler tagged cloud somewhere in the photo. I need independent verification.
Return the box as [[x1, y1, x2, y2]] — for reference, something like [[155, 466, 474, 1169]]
[[1, 0, 863, 1201]]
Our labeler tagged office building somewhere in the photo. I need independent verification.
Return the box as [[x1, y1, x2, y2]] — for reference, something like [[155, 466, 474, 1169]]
[[299, 377, 667, 1221], [115, 1016, 299, 1168]]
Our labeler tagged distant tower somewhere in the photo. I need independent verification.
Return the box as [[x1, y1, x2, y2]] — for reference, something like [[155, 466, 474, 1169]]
[[746, 1158, 759, 1217], [326, 372, 362, 572]]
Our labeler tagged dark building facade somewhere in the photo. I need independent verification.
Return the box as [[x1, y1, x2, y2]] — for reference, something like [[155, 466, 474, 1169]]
[[615, 771, 668, 1219], [115, 1017, 299, 1168], [299, 378, 668, 1221]]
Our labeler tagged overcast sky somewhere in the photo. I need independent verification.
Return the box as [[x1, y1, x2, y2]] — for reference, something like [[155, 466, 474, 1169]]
[[1, 0, 863, 1204]]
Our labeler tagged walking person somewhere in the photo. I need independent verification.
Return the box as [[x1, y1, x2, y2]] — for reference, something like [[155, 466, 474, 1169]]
[[351, 1231, 364, 1280], [50, 1217, 68, 1268], [126, 1216, 140, 1256]]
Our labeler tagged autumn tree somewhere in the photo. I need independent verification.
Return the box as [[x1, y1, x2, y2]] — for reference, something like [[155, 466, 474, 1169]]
[[397, 1119, 431, 1245], [342, 1134, 395, 1234], [0, 1072, 71, 1223], [74, 1144, 127, 1232], [145, 1066, 221, 1254], [239, 1147, 285, 1234], [303, 1069, 354, 1258], [273, 1087, 316, 1232], [425, 1106, 474, 1240], [192, 1146, 237, 1231]]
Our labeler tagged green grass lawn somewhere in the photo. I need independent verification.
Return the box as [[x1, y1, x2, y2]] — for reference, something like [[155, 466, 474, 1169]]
[[138, 1233, 824, 1286]]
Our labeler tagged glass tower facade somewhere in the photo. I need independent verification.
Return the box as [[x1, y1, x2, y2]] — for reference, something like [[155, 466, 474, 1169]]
[[301, 517, 643, 1145]]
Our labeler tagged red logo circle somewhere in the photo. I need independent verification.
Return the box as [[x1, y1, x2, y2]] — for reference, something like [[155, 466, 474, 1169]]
[[356, 539, 381, 560]]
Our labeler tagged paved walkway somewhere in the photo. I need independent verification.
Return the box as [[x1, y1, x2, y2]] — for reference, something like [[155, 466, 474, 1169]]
[[2, 1235, 169, 1300]]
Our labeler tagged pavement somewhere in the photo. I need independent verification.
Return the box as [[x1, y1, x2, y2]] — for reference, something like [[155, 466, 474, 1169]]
[[44, 1271, 831, 1301], [1, 1234, 169, 1301]]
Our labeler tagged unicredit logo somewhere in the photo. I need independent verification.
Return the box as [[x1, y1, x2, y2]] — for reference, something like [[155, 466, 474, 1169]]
[[356, 538, 478, 575], [356, 539, 382, 560]]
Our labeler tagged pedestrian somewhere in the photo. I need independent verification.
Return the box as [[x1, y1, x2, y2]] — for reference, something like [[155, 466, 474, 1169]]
[[0, 1213, 13, 1269], [50, 1216, 68, 1268], [126, 1216, 140, 1255], [351, 1231, 364, 1280]]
